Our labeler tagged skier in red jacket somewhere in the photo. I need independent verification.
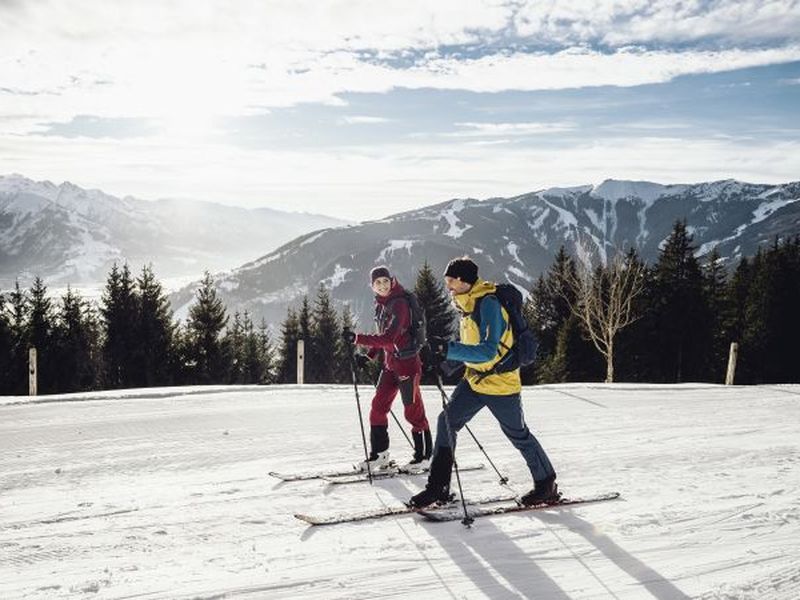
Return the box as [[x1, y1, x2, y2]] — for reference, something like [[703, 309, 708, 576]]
[[343, 266, 432, 472]]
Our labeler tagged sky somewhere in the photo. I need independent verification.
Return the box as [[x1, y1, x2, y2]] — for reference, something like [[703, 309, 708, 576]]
[[1, 0, 799, 221]]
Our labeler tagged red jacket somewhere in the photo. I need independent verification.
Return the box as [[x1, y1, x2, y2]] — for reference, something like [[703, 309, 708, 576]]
[[355, 280, 422, 378]]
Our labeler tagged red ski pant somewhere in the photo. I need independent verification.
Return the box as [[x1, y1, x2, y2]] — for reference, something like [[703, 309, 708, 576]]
[[369, 370, 430, 433]]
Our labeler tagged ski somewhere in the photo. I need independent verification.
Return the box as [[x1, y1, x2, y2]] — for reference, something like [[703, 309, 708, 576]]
[[269, 464, 399, 482], [294, 492, 517, 526], [322, 463, 485, 485], [418, 491, 621, 522]]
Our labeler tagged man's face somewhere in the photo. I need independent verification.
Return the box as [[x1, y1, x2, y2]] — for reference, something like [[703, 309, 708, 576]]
[[444, 276, 471, 297], [371, 276, 392, 297]]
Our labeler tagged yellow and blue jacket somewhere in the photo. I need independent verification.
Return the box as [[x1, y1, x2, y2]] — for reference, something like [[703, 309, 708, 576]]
[[445, 279, 521, 396]]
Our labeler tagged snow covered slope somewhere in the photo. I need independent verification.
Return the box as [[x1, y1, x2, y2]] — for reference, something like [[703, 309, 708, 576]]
[[2, 383, 799, 599]]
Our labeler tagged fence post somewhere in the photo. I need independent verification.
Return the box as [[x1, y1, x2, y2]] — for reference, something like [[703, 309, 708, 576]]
[[29, 347, 38, 396], [297, 339, 305, 384], [725, 342, 738, 385]]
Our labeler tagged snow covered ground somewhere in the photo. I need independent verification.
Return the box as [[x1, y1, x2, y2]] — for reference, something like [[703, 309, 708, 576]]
[[2, 383, 799, 599]]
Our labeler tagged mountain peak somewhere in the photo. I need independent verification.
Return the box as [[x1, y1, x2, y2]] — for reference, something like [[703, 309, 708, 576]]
[[590, 179, 681, 204], [537, 184, 593, 197]]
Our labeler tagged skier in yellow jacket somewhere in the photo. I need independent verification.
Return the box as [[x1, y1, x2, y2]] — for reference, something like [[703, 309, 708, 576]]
[[408, 257, 558, 508]]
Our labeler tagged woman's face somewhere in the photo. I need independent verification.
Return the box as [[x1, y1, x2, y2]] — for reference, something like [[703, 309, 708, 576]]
[[371, 276, 392, 297]]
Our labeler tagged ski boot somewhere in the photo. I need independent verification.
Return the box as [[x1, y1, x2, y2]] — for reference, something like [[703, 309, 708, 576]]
[[520, 474, 560, 506], [407, 446, 454, 508], [401, 430, 433, 473], [356, 450, 393, 473]]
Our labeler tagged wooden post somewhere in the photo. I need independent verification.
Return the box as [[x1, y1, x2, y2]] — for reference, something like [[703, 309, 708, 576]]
[[29, 347, 38, 396], [296, 339, 305, 385], [725, 342, 738, 385]]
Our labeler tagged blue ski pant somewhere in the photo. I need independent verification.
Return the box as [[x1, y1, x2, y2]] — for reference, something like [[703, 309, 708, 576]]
[[434, 380, 556, 482]]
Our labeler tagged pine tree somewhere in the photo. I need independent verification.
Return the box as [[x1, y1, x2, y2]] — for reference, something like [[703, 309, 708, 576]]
[[526, 247, 596, 383], [295, 296, 312, 383], [28, 277, 55, 393], [339, 303, 378, 384], [725, 256, 752, 346], [0, 292, 13, 394], [615, 253, 658, 382], [226, 312, 244, 383], [101, 263, 139, 388], [185, 271, 230, 384], [537, 314, 604, 383], [338, 304, 358, 383], [527, 248, 576, 357], [53, 287, 100, 393], [414, 261, 456, 382], [276, 307, 299, 383], [741, 237, 800, 383], [236, 313, 262, 384], [651, 221, 713, 382], [310, 284, 340, 383], [702, 247, 730, 382], [5, 282, 29, 394], [171, 324, 194, 385], [256, 318, 275, 384], [134, 265, 175, 387]]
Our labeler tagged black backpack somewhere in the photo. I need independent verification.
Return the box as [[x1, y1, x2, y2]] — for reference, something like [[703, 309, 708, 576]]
[[472, 283, 538, 375], [382, 291, 427, 360]]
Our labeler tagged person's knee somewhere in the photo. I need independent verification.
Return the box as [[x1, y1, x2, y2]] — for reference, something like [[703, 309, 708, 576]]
[[370, 407, 388, 423]]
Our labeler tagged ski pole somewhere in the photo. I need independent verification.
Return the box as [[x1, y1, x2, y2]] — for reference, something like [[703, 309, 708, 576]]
[[463, 423, 509, 485], [435, 371, 473, 527], [389, 409, 414, 449], [434, 375, 510, 486], [348, 346, 373, 485]]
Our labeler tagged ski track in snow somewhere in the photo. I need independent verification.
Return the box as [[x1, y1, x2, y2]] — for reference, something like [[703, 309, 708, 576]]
[[1, 383, 799, 599]]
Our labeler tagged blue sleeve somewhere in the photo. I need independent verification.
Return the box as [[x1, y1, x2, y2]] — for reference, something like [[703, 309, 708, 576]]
[[446, 296, 505, 364]]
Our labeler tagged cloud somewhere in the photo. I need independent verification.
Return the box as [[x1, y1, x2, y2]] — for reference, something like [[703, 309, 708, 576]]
[[3, 42, 799, 136], [449, 121, 577, 136], [341, 116, 391, 124], [2, 0, 799, 134], [36, 115, 159, 139], [513, 0, 800, 47]]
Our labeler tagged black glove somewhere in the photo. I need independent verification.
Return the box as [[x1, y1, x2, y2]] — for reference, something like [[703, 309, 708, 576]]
[[440, 359, 465, 378], [342, 329, 356, 345], [426, 336, 449, 364], [354, 353, 370, 370]]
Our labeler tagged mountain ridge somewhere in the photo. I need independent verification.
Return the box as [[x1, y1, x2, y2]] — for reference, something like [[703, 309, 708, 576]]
[[170, 177, 800, 328], [0, 174, 349, 288]]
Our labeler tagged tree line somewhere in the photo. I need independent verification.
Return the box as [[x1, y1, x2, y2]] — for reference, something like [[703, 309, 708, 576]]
[[1, 221, 797, 395], [0, 266, 276, 395], [526, 222, 800, 384]]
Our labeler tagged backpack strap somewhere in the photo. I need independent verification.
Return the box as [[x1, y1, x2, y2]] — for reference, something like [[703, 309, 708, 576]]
[[467, 294, 513, 382]]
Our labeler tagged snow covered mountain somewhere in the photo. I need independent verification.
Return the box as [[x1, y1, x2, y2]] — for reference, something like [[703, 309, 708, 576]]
[[0, 174, 348, 288], [171, 178, 800, 327]]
